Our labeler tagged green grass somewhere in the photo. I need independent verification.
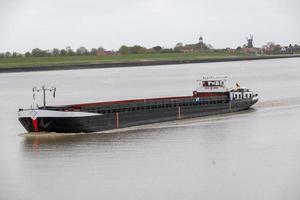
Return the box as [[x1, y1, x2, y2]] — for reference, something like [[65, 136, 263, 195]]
[[1, 52, 299, 69], [0, 52, 256, 68]]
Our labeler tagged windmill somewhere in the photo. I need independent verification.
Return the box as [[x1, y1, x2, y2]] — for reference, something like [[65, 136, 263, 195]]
[[246, 35, 254, 48]]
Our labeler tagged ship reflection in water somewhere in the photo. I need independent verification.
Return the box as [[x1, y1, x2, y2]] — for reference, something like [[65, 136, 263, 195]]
[[22, 108, 256, 151]]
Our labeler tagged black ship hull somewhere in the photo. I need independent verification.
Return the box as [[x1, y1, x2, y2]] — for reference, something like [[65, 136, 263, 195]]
[[19, 98, 258, 133]]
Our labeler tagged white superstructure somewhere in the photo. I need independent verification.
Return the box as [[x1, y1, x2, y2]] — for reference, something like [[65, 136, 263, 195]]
[[196, 76, 229, 93], [195, 76, 258, 101]]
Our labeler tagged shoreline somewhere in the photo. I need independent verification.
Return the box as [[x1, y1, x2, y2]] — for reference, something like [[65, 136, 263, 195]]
[[0, 54, 299, 73]]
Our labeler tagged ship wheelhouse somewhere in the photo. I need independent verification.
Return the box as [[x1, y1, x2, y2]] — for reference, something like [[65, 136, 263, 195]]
[[193, 76, 229, 98], [194, 76, 257, 102]]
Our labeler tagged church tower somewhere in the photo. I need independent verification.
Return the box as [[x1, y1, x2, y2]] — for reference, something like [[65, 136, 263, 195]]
[[199, 35, 203, 44]]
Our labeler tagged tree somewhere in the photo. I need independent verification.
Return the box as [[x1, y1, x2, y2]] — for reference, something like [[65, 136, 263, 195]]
[[5, 52, 11, 57], [161, 48, 174, 53], [32, 48, 47, 57], [262, 42, 283, 54], [262, 42, 274, 54], [52, 48, 60, 56], [273, 44, 282, 54], [67, 49, 75, 56], [65, 46, 75, 56], [131, 45, 147, 54], [175, 43, 183, 48], [97, 47, 105, 51], [152, 46, 163, 52], [98, 47, 107, 54], [25, 52, 31, 57], [119, 45, 148, 54], [60, 49, 67, 56], [119, 45, 130, 54], [174, 43, 184, 52], [90, 48, 97, 56], [12, 52, 18, 57], [76, 46, 88, 55]]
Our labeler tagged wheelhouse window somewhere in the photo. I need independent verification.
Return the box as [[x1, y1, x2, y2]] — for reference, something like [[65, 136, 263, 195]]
[[202, 80, 224, 87]]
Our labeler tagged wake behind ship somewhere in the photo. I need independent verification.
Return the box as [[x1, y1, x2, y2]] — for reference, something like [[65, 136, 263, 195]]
[[18, 77, 258, 133]]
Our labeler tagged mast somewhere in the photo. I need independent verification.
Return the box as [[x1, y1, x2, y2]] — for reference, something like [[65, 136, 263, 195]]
[[32, 85, 56, 109]]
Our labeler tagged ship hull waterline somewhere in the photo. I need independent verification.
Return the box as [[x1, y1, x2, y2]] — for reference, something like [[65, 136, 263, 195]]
[[18, 98, 258, 134]]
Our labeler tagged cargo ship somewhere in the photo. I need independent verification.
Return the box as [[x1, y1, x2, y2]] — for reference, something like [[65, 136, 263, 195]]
[[18, 77, 258, 133]]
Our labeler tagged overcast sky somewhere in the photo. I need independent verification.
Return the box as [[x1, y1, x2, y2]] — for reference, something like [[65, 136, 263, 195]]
[[0, 0, 299, 52]]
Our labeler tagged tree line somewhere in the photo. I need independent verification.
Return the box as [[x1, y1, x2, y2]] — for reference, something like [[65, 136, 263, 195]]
[[0, 43, 298, 58], [0, 45, 179, 58], [0, 46, 108, 58]]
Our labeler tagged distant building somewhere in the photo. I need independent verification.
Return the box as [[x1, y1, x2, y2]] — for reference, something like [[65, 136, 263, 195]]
[[281, 47, 287, 53], [225, 48, 236, 53], [96, 48, 117, 56], [199, 36, 203, 44], [96, 48, 106, 56], [282, 44, 300, 54], [196, 35, 207, 49], [180, 35, 210, 53], [241, 47, 260, 54], [181, 48, 195, 53], [293, 44, 300, 53]]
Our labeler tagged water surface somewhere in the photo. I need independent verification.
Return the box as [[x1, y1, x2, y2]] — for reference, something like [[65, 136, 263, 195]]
[[1, 58, 300, 200]]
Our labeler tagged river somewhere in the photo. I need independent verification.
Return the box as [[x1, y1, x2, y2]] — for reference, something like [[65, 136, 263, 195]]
[[1, 58, 300, 200]]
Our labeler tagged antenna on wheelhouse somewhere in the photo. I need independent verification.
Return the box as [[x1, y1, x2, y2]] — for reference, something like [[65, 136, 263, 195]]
[[32, 86, 56, 109]]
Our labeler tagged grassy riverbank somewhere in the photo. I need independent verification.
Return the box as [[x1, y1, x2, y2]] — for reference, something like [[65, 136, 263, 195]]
[[0, 52, 299, 72], [0, 52, 274, 68]]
